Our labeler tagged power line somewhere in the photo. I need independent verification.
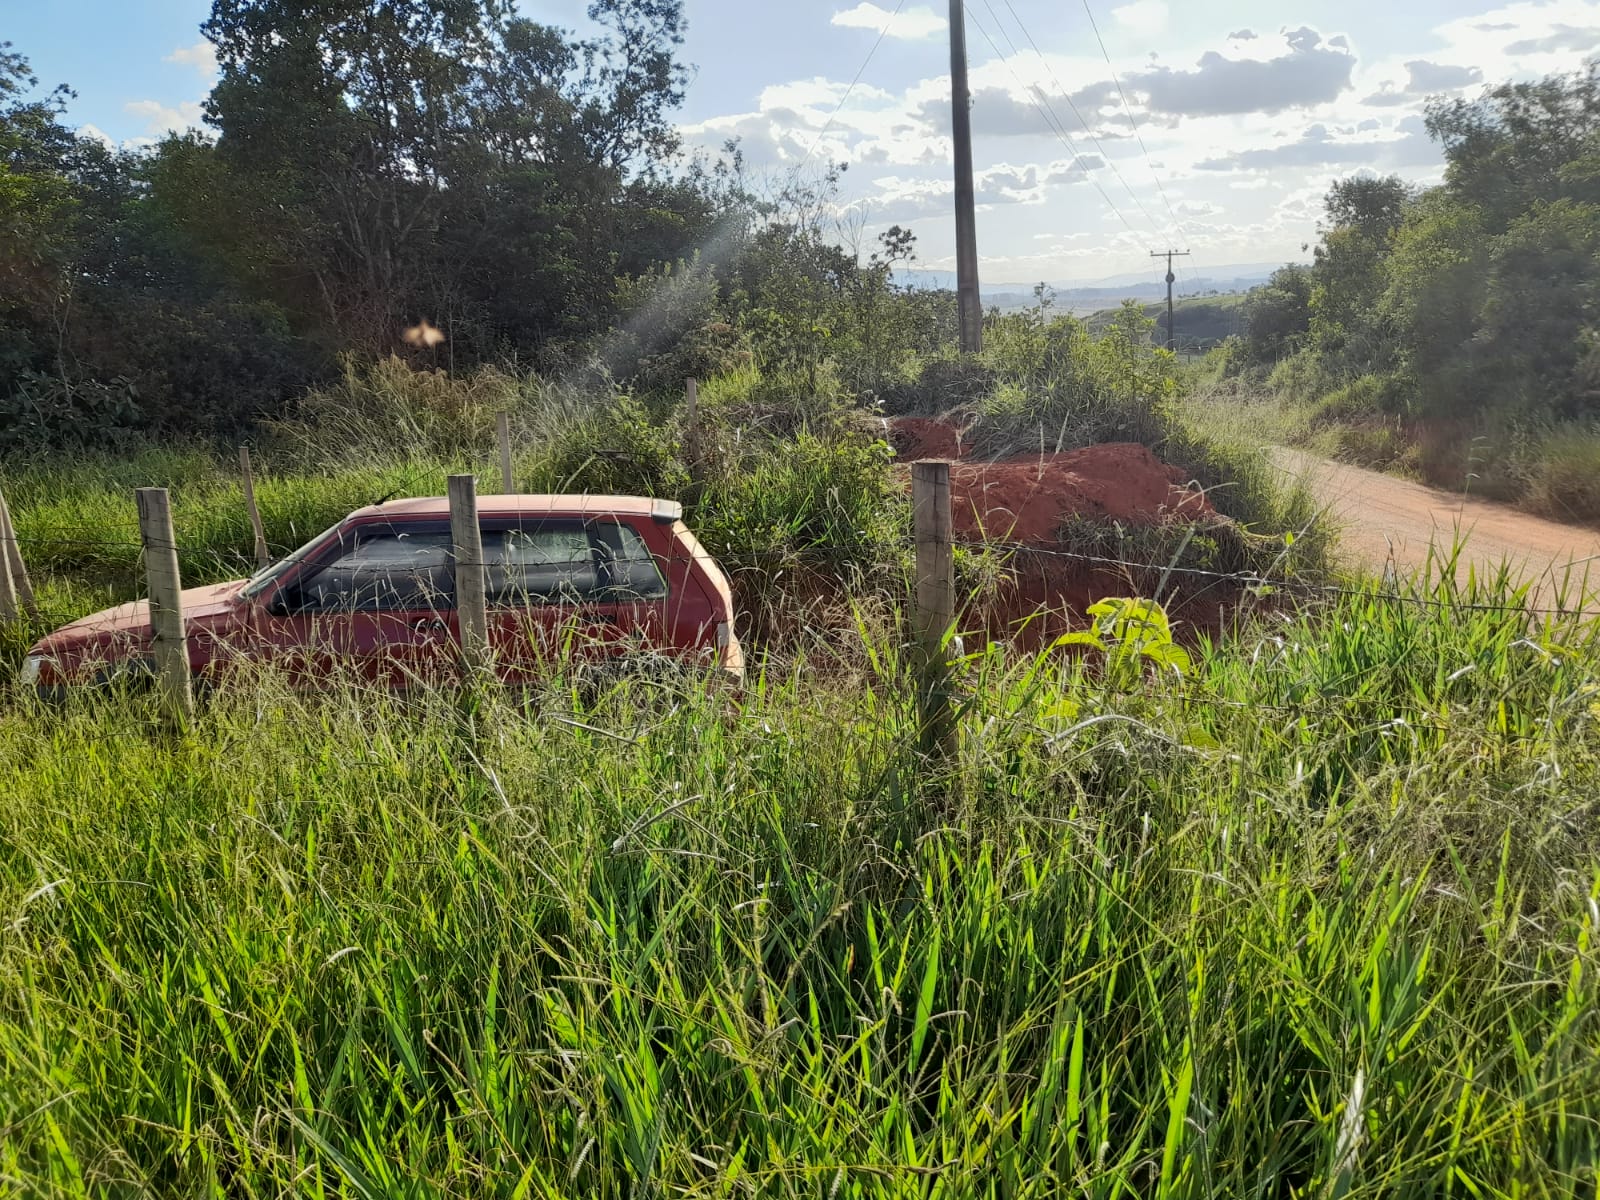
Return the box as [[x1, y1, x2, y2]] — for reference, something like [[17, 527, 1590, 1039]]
[[985, 0, 1204, 299], [985, 0, 1167, 240], [796, 0, 909, 171], [962, 2, 1142, 237], [1077, 0, 1195, 260]]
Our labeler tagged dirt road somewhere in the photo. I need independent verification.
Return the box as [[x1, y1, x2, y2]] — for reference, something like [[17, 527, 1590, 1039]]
[[1272, 449, 1600, 600]]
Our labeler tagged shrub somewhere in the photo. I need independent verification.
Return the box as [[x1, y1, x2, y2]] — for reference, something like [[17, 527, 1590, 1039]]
[[693, 427, 899, 563], [1520, 424, 1600, 521], [1310, 373, 1413, 424], [1332, 420, 1413, 471], [0, 371, 145, 452], [876, 351, 995, 416], [966, 303, 1176, 455], [529, 393, 690, 500], [271, 357, 520, 465], [1267, 349, 1343, 404]]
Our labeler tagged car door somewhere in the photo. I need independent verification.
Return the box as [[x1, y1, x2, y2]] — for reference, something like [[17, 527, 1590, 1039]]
[[483, 517, 669, 681], [255, 521, 460, 688]]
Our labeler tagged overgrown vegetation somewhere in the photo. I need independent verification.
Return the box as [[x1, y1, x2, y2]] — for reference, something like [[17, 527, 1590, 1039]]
[[1087, 293, 1247, 353], [8, 7, 1597, 1195], [1215, 63, 1600, 519], [0, 306, 1325, 685], [3, 558, 1599, 1195], [0, 13, 966, 449]]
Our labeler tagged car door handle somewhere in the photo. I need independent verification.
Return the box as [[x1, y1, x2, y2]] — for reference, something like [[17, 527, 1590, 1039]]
[[414, 618, 449, 634]]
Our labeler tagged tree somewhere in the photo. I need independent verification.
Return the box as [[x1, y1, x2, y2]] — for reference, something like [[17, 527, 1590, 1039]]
[[1475, 200, 1600, 416], [1242, 264, 1312, 364], [0, 44, 78, 364], [1426, 65, 1600, 231], [1307, 177, 1411, 374], [1321, 175, 1411, 240], [1377, 190, 1486, 412], [188, 0, 695, 361]]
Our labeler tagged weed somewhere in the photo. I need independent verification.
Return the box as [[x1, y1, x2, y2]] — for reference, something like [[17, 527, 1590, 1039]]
[[1, 567, 1598, 1195]]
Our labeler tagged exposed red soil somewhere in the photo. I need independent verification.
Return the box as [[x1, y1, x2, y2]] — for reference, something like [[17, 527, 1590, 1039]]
[[889, 416, 971, 462], [729, 419, 1243, 662], [890, 418, 1232, 647], [888, 417, 1214, 545], [948, 443, 1215, 543]]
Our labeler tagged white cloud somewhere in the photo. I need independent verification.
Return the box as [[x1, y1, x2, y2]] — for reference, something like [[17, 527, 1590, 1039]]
[[165, 40, 218, 80], [76, 123, 117, 149], [831, 3, 944, 40], [1434, 0, 1600, 71], [1111, 1, 1170, 37], [124, 99, 205, 136], [686, 2, 1600, 279]]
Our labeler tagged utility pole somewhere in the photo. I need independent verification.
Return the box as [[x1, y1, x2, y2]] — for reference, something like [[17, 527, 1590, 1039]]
[[1151, 249, 1191, 353], [950, 0, 982, 354]]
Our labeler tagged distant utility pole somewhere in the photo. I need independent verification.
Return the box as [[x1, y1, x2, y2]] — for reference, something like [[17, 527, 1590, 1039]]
[[950, 0, 982, 354], [1151, 249, 1191, 353]]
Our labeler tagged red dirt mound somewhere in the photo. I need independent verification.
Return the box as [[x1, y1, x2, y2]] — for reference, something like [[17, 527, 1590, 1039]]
[[949, 443, 1213, 544], [888, 416, 970, 462], [887, 415, 1215, 544], [884, 417, 1229, 645]]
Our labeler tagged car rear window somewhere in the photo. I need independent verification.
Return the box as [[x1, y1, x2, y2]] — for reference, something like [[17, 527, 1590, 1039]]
[[593, 521, 667, 601], [278, 516, 670, 614], [482, 518, 666, 606], [486, 526, 597, 604]]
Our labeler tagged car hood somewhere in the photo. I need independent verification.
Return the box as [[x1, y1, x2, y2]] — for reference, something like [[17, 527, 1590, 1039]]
[[33, 580, 249, 652]]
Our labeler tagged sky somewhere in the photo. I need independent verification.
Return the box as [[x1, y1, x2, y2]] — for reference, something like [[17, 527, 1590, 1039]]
[[9, 0, 1600, 288]]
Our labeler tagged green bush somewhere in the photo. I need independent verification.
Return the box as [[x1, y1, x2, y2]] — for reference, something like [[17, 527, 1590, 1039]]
[[1310, 373, 1413, 423], [1519, 423, 1600, 521], [529, 393, 691, 500], [271, 357, 520, 466], [0, 371, 145, 452], [1331, 420, 1414, 471], [1266, 349, 1342, 405], [693, 427, 899, 563], [966, 302, 1176, 455]]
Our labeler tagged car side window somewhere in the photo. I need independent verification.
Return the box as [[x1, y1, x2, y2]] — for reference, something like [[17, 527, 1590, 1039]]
[[292, 531, 455, 613], [591, 520, 667, 601], [485, 523, 599, 606]]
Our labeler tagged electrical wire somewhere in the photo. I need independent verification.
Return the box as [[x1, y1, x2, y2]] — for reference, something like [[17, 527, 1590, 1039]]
[[795, 0, 909, 171], [962, 2, 1143, 236], [1077, 0, 1197, 263], [983, 0, 1168, 241]]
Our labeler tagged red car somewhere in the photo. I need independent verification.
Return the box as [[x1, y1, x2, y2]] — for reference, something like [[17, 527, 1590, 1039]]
[[21, 494, 743, 695]]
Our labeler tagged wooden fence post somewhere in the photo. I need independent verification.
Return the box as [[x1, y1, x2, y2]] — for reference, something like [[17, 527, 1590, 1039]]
[[497, 412, 514, 494], [136, 487, 194, 723], [684, 378, 699, 462], [0, 496, 16, 624], [0, 483, 31, 620], [0, 491, 36, 616], [239, 446, 271, 569], [448, 474, 489, 672], [912, 460, 956, 757]]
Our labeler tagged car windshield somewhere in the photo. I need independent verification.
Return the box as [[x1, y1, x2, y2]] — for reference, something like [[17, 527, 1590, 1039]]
[[238, 522, 343, 600]]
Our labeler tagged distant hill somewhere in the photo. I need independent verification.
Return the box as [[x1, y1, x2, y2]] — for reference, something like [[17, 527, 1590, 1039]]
[[1085, 294, 1248, 352], [897, 262, 1293, 316]]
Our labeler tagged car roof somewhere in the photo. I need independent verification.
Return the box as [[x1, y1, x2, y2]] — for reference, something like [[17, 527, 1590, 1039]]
[[348, 494, 674, 521]]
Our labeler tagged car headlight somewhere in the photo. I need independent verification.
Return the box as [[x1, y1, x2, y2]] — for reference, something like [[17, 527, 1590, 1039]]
[[19, 655, 44, 686]]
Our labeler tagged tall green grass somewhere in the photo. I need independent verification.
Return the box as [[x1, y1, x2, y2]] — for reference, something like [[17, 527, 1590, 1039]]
[[1, 558, 1598, 1196]]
